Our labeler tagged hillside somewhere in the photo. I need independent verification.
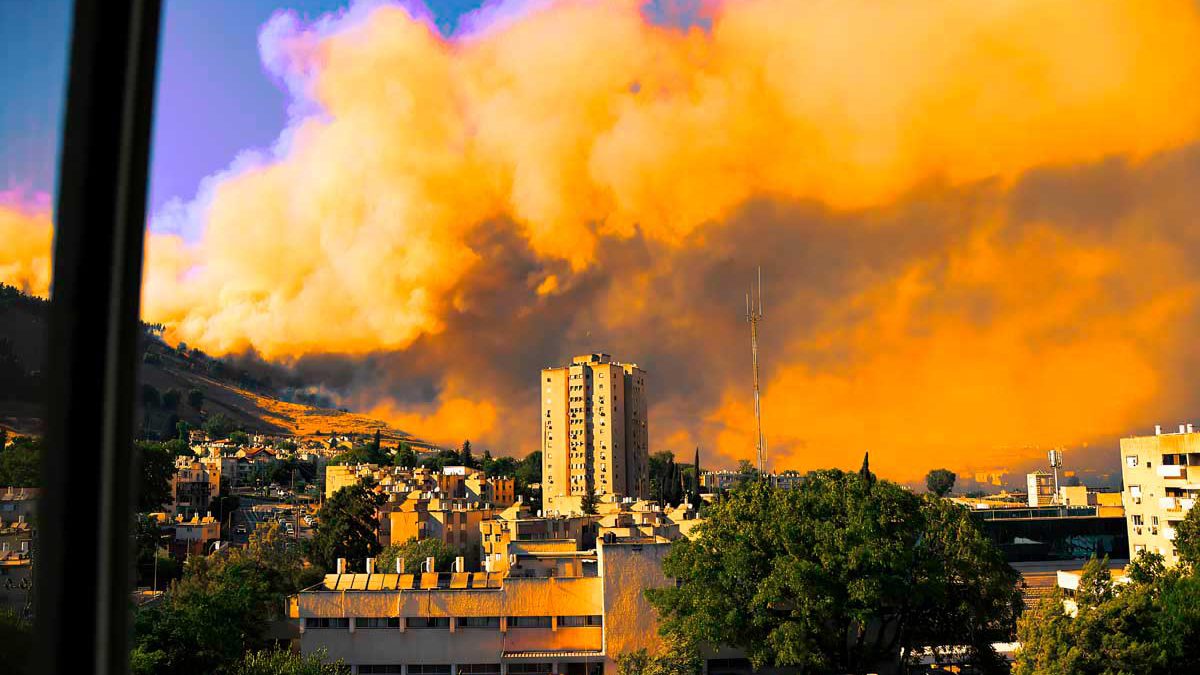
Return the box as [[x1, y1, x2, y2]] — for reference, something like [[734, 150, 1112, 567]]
[[0, 284, 434, 447]]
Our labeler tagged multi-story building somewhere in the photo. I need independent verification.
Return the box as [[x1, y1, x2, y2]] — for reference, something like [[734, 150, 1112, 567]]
[[379, 495, 500, 551], [1026, 471, 1056, 507], [1120, 424, 1200, 565], [480, 502, 599, 574], [541, 354, 649, 513], [171, 457, 219, 517], [0, 487, 37, 617], [291, 540, 671, 675]]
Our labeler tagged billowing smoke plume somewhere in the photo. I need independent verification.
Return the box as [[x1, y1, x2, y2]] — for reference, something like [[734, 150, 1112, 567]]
[[0, 190, 54, 297], [9, 0, 1200, 478]]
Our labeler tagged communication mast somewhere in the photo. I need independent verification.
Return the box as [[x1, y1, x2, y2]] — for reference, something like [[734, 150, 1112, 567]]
[[1048, 448, 1063, 504], [746, 267, 766, 473]]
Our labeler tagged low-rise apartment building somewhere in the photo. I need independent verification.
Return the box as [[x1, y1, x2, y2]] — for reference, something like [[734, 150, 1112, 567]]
[[292, 540, 671, 675], [1120, 424, 1200, 565]]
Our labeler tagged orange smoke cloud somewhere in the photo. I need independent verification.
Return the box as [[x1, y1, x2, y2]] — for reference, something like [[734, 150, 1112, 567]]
[[9, 0, 1200, 477], [0, 200, 54, 297], [146, 0, 1200, 359], [697, 220, 1197, 478]]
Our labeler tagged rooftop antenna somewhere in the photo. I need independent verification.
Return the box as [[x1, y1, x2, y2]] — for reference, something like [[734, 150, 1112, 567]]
[[746, 267, 766, 473], [1048, 448, 1063, 504]]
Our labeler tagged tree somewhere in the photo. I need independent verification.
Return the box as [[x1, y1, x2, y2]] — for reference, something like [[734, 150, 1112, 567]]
[[136, 441, 177, 512], [735, 458, 759, 484], [187, 388, 204, 410], [131, 522, 320, 675], [377, 537, 459, 574], [307, 484, 381, 572], [231, 648, 345, 675], [175, 419, 190, 442], [1075, 555, 1115, 609], [925, 468, 956, 497], [142, 384, 161, 409], [1175, 499, 1200, 569], [460, 440, 474, 468], [0, 435, 41, 487], [692, 447, 702, 502], [647, 472, 1020, 674], [485, 454, 518, 478], [581, 486, 598, 515], [651, 451, 685, 505], [202, 413, 235, 440], [0, 608, 32, 675], [516, 450, 542, 506], [228, 431, 250, 447], [616, 643, 701, 675], [161, 388, 182, 411], [1126, 550, 1167, 585], [394, 442, 418, 468], [372, 429, 382, 455]]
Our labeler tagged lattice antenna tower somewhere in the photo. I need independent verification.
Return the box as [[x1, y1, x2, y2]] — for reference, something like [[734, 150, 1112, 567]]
[[746, 267, 766, 473]]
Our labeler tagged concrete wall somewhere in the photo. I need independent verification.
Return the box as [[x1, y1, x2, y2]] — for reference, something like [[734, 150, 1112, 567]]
[[598, 542, 671, 668]]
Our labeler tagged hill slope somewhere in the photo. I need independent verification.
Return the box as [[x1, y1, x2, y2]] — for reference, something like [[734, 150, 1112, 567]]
[[0, 284, 433, 447]]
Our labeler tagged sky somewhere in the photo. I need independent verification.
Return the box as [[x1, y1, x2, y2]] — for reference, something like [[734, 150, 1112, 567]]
[[5, 1, 1200, 481]]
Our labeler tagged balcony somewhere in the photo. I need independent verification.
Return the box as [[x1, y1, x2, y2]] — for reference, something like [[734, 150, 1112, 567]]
[[1165, 527, 1177, 541], [1160, 497, 1181, 511], [1157, 464, 1187, 479]]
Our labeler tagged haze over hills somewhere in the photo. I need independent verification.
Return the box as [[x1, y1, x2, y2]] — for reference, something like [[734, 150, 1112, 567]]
[[0, 283, 436, 448]]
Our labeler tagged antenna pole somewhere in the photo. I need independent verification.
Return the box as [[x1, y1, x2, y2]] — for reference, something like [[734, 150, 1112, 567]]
[[747, 267, 766, 473]]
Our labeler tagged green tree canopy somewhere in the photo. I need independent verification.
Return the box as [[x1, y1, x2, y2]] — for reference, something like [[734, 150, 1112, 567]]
[[231, 648, 345, 675], [377, 536, 459, 574], [1014, 552, 1200, 675], [0, 435, 41, 487], [161, 388, 182, 411], [202, 413, 236, 440], [187, 388, 204, 410], [924, 468, 956, 497], [307, 484, 381, 572], [647, 471, 1020, 674], [1175, 500, 1200, 569], [131, 523, 321, 675], [136, 440, 177, 512], [394, 442, 418, 468]]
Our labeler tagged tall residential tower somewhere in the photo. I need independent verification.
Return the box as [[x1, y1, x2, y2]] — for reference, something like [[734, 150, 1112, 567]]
[[541, 354, 649, 513]]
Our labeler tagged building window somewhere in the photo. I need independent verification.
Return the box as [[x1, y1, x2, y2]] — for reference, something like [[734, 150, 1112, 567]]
[[354, 617, 401, 629], [305, 617, 350, 629], [458, 666, 502, 675], [458, 616, 500, 629], [507, 665, 553, 675], [557, 615, 602, 627], [507, 616, 552, 628], [408, 666, 452, 675], [1126, 455, 1138, 468], [406, 617, 451, 629], [358, 667, 404, 674]]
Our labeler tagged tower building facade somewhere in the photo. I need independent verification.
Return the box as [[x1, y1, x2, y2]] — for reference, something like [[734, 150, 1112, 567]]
[[540, 354, 648, 513]]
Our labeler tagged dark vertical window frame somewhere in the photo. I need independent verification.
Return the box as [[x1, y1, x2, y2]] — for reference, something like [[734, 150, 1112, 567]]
[[34, 1, 162, 674]]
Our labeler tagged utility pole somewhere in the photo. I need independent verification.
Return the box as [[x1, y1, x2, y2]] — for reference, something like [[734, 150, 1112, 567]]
[[746, 267, 766, 474]]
